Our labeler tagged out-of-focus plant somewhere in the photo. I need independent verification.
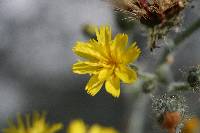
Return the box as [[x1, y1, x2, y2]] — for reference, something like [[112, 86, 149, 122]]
[[3, 112, 119, 133], [2, 112, 63, 133], [67, 119, 118, 133], [182, 117, 200, 133]]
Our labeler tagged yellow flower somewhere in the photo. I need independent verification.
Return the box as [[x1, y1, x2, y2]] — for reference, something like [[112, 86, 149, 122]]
[[72, 26, 141, 97], [67, 119, 118, 133], [182, 117, 200, 133], [3, 112, 63, 133]]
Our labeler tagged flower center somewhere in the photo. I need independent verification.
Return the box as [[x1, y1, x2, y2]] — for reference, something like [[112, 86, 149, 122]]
[[106, 59, 120, 69]]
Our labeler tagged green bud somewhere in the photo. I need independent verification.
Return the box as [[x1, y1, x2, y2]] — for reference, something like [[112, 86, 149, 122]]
[[187, 65, 200, 89], [142, 74, 157, 93], [82, 24, 96, 39], [156, 63, 172, 84], [168, 82, 191, 92]]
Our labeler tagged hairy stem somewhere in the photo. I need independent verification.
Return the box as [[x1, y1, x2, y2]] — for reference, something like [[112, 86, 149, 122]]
[[159, 18, 200, 64]]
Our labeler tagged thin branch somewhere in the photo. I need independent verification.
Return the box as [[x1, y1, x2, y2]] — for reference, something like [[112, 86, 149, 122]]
[[159, 18, 200, 64]]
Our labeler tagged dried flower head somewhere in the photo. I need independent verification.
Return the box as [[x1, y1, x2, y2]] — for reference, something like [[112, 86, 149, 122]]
[[72, 26, 141, 97], [3, 112, 63, 133], [109, 0, 190, 51], [152, 94, 188, 133]]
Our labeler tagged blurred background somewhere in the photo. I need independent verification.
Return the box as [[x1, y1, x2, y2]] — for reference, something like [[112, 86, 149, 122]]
[[0, 0, 199, 133]]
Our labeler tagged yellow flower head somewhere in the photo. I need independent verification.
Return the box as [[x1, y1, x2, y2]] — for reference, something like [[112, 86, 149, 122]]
[[72, 26, 141, 97], [67, 119, 86, 133], [3, 112, 63, 133], [67, 119, 118, 133]]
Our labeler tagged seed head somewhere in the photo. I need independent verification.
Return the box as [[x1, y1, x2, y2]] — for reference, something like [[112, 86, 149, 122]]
[[109, 0, 191, 51], [152, 94, 188, 133]]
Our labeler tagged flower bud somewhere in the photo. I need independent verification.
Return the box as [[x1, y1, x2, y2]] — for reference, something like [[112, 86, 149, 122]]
[[187, 65, 200, 89], [82, 24, 96, 38], [156, 63, 173, 84], [142, 74, 157, 93]]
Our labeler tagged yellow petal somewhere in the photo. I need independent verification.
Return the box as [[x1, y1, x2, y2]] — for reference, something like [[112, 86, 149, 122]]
[[86, 74, 104, 96], [89, 39, 110, 60], [105, 76, 120, 97], [73, 41, 106, 61], [122, 42, 141, 64], [72, 61, 102, 74], [95, 26, 112, 59], [3, 112, 63, 133], [101, 128, 118, 133], [95, 26, 112, 45], [115, 65, 137, 83], [88, 124, 118, 133], [98, 68, 114, 81], [111, 34, 128, 61], [88, 124, 101, 133], [48, 123, 63, 133], [68, 120, 86, 133], [17, 114, 25, 129], [113, 33, 128, 50]]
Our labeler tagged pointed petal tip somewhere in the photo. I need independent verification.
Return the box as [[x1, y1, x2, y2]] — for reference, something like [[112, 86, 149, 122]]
[[86, 90, 97, 96], [112, 93, 120, 98]]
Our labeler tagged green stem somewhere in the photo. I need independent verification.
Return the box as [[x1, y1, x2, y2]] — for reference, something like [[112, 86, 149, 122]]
[[159, 18, 200, 64], [174, 18, 200, 44], [168, 82, 191, 92], [128, 16, 200, 133]]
